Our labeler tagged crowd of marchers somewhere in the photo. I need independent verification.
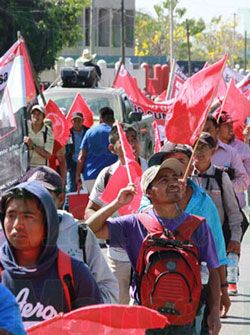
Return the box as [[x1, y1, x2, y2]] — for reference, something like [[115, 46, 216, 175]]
[[0, 99, 250, 335]]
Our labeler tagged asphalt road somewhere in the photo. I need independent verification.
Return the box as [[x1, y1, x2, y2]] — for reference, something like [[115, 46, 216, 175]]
[[220, 227, 250, 334]]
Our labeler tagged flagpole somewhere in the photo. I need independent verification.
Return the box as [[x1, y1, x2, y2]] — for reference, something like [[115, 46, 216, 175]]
[[166, 58, 176, 100], [181, 55, 228, 182], [116, 121, 133, 184], [17, 31, 47, 107], [215, 78, 232, 122]]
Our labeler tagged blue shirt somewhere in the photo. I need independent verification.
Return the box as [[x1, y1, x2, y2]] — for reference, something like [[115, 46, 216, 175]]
[[139, 179, 227, 266], [0, 284, 26, 335], [72, 129, 85, 162], [80, 123, 117, 180]]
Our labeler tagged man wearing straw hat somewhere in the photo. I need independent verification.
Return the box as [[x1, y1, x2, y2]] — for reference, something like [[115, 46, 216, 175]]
[[80, 48, 102, 79]]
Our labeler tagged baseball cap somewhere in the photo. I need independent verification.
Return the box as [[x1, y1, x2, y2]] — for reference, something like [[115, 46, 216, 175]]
[[141, 158, 184, 194], [197, 132, 216, 148], [20, 166, 63, 192], [71, 112, 83, 120], [31, 104, 45, 114], [215, 111, 237, 125], [148, 142, 193, 167]]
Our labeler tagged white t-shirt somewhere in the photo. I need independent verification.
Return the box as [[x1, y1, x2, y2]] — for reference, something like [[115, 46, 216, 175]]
[[89, 158, 148, 261]]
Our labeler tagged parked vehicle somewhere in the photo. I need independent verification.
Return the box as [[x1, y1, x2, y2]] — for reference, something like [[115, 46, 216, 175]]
[[42, 84, 154, 159]]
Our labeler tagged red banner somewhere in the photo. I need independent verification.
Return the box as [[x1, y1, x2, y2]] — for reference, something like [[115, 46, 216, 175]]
[[113, 65, 173, 125]]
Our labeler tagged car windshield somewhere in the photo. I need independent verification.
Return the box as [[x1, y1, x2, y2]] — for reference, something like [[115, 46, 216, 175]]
[[42, 89, 124, 122]]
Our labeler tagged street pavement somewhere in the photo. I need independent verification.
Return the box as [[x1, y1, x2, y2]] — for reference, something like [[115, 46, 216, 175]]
[[220, 228, 250, 334]]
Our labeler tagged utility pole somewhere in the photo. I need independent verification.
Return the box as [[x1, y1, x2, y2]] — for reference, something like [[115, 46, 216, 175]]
[[121, 0, 125, 64], [186, 19, 191, 77], [233, 13, 236, 67], [169, 0, 174, 67], [90, 0, 95, 54], [244, 30, 248, 71]]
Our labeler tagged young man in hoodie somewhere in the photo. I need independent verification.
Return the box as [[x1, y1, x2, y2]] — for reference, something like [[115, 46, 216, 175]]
[[19, 165, 119, 304], [0, 181, 102, 329]]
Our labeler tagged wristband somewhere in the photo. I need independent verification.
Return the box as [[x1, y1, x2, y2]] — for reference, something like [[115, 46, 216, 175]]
[[221, 282, 228, 288]]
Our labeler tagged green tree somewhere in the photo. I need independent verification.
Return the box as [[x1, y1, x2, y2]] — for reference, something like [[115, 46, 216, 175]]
[[0, 0, 88, 73], [135, 0, 205, 60], [191, 16, 244, 66]]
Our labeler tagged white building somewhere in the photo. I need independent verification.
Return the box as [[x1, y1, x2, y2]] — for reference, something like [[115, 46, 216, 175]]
[[63, 0, 135, 58]]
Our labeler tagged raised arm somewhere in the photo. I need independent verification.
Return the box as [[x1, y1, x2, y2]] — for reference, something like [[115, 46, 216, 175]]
[[85, 184, 136, 239]]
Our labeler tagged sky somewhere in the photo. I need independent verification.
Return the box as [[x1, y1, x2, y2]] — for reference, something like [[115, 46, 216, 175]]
[[136, 0, 250, 32]]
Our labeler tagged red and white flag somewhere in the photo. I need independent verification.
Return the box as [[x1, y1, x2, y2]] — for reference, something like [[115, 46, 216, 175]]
[[0, 37, 36, 103], [165, 55, 227, 145], [166, 61, 187, 100], [45, 99, 70, 146]]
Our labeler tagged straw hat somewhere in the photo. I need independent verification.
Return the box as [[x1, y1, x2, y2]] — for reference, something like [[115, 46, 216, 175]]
[[81, 49, 96, 62]]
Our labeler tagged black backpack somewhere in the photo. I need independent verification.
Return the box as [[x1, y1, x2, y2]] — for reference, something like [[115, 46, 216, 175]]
[[198, 167, 249, 245]]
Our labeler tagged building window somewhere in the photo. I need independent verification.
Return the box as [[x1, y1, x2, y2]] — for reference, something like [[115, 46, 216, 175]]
[[112, 9, 121, 47], [98, 8, 110, 47], [85, 7, 90, 46], [125, 10, 134, 48]]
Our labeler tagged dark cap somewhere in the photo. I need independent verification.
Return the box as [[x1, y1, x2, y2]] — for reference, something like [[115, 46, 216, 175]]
[[215, 111, 237, 125], [197, 132, 216, 148], [71, 112, 83, 120], [148, 142, 193, 167], [20, 166, 63, 192]]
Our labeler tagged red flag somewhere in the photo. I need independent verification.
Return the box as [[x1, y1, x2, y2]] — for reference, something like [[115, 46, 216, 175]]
[[165, 55, 227, 145], [101, 121, 143, 215], [153, 121, 162, 153], [45, 99, 70, 146], [101, 163, 143, 216], [219, 79, 250, 140], [116, 121, 136, 166], [113, 65, 173, 126], [27, 304, 167, 335], [0, 38, 36, 103], [66, 93, 94, 129]]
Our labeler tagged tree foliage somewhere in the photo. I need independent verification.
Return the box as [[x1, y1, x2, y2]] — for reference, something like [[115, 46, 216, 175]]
[[0, 0, 88, 73], [135, 1, 244, 64]]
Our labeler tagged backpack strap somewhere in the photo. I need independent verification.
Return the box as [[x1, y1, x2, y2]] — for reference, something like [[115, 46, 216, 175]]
[[43, 125, 48, 144], [78, 223, 88, 263], [104, 166, 112, 188], [43, 125, 48, 165], [137, 212, 164, 234], [175, 215, 204, 241], [57, 249, 75, 311]]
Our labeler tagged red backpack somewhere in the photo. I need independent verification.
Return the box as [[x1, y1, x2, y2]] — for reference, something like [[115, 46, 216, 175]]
[[136, 213, 203, 326]]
